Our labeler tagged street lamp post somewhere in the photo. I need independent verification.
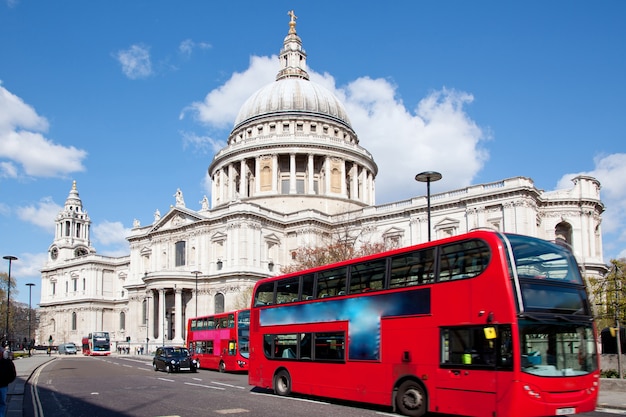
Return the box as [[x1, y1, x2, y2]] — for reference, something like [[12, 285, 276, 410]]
[[415, 171, 442, 242], [192, 271, 202, 317], [26, 283, 35, 357], [3, 255, 17, 348], [612, 263, 624, 379]]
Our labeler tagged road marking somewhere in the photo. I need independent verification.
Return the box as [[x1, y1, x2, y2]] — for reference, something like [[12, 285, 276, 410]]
[[215, 409, 250, 414], [249, 391, 329, 405], [596, 408, 626, 415], [184, 382, 225, 390], [212, 381, 246, 390]]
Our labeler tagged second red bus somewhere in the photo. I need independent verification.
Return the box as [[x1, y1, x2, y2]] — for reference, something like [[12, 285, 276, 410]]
[[187, 309, 250, 372]]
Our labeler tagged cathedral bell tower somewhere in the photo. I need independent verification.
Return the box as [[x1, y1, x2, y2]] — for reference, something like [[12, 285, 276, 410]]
[[47, 181, 94, 263]]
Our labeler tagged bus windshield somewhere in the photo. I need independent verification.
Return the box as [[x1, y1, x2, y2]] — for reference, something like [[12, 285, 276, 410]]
[[506, 233, 583, 284], [238, 310, 250, 359], [520, 320, 597, 376]]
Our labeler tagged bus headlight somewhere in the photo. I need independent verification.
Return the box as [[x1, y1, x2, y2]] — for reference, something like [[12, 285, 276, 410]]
[[523, 384, 542, 399]]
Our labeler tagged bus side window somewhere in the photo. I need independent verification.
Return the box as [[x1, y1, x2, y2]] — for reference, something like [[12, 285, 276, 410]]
[[255, 281, 275, 306], [277, 277, 300, 304], [314, 332, 345, 361], [263, 335, 273, 357], [389, 248, 435, 288], [440, 240, 490, 281], [441, 325, 509, 369], [350, 259, 386, 294], [317, 267, 347, 298], [301, 274, 315, 300]]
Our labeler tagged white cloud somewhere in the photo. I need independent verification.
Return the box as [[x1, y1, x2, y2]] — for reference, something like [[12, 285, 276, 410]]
[[0, 84, 87, 178], [2, 131, 87, 177], [115, 44, 153, 79], [179, 39, 212, 58], [0, 82, 49, 133], [338, 80, 489, 203], [17, 197, 62, 233], [92, 220, 130, 247], [556, 153, 626, 259], [182, 55, 278, 128], [184, 54, 489, 204], [0, 161, 18, 178], [12, 252, 47, 280], [181, 131, 226, 155]]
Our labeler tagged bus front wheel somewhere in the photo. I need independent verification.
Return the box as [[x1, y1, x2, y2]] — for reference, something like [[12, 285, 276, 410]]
[[219, 361, 226, 373], [396, 380, 427, 417], [274, 370, 292, 396]]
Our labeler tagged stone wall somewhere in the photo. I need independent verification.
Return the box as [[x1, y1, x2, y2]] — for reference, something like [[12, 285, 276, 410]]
[[601, 354, 626, 372]]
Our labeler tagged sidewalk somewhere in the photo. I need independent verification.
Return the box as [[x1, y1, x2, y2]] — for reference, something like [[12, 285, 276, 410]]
[[6, 352, 626, 414], [6, 351, 56, 417]]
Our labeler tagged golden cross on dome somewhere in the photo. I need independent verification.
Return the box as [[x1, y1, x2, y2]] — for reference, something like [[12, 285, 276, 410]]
[[288, 10, 297, 23]]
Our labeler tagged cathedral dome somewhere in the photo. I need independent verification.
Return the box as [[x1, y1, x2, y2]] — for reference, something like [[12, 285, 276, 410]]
[[233, 77, 351, 129], [232, 10, 351, 131]]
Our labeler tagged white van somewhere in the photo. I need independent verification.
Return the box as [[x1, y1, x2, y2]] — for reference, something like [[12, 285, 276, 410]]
[[58, 343, 77, 355]]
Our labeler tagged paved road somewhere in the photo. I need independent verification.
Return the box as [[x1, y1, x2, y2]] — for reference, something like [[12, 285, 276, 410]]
[[7, 351, 626, 416]]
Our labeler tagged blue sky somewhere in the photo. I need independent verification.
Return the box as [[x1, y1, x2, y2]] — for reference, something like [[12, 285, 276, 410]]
[[1, 1, 625, 306]]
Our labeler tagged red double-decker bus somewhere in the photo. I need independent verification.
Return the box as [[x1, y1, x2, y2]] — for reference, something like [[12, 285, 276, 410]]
[[81, 331, 111, 356], [186, 309, 250, 372], [248, 230, 599, 417]]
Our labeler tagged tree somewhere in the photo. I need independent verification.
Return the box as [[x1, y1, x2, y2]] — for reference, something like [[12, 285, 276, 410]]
[[0, 271, 19, 345], [281, 217, 392, 275], [589, 258, 626, 331], [232, 287, 253, 311]]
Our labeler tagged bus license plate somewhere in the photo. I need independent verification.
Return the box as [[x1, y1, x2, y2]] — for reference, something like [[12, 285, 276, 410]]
[[556, 408, 575, 415]]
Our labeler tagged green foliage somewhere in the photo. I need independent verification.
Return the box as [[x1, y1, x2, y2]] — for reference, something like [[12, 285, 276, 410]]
[[600, 369, 625, 379], [590, 258, 626, 331], [281, 240, 389, 274]]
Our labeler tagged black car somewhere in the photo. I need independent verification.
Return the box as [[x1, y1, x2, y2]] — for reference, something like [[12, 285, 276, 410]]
[[153, 346, 198, 373]]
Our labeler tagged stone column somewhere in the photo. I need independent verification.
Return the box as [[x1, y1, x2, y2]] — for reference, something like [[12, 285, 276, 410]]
[[308, 154, 315, 194], [255, 156, 261, 194], [351, 162, 359, 200], [157, 288, 165, 344], [272, 154, 278, 193], [240, 159, 247, 198], [289, 153, 296, 194], [174, 287, 184, 344]]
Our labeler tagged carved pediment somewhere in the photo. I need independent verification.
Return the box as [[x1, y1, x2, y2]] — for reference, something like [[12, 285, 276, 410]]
[[382, 226, 404, 238], [152, 208, 202, 232]]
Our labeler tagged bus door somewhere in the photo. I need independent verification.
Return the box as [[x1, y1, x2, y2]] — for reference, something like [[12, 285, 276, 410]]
[[436, 326, 502, 417]]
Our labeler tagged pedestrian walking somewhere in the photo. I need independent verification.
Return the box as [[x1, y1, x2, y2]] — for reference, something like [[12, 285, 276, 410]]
[[0, 346, 17, 417]]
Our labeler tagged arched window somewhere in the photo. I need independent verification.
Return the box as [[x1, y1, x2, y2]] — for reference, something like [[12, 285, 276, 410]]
[[71, 312, 77, 330], [331, 167, 341, 193], [214, 293, 225, 314], [175, 241, 186, 267], [555, 222, 573, 249], [120, 312, 126, 330]]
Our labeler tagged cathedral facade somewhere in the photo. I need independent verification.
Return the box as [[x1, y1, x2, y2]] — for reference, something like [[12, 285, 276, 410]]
[[37, 15, 606, 351]]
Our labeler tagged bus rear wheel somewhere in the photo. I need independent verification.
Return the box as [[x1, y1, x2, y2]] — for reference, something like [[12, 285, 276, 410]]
[[396, 380, 427, 417], [274, 370, 292, 396]]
